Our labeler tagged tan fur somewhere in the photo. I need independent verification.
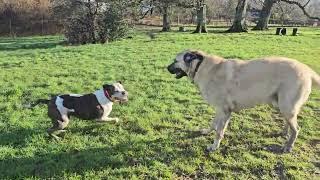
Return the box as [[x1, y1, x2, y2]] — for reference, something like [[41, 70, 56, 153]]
[[170, 50, 320, 153]]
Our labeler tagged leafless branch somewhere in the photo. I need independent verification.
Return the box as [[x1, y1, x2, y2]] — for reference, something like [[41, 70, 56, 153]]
[[280, 0, 320, 20], [303, 0, 311, 8]]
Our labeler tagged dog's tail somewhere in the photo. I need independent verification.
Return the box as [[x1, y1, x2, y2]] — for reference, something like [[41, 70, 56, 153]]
[[24, 99, 50, 109], [311, 70, 320, 89]]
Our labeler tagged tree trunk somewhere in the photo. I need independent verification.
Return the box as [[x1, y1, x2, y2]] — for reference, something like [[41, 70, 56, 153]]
[[41, 15, 44, 35], [87, 0, 97, 43], [227, 0, 248, 33], [9, 18, 12, 37], [162, 5, 171, 32], [193, 4, 207, 33], [88, 15, 96, 43], [252, 0, 275, 30]]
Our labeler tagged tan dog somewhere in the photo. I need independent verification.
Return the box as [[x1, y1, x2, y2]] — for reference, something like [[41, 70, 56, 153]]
[[167, 50, 320, 153]]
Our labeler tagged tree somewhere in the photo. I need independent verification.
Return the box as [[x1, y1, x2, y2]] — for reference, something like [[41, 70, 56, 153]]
[[52, 0, 103, 43], [159, 0, 172, 31], [280, 0, 320, 20], [252, 0, 276, 30], [227, 0, 249, 32], [253, 0, 320, 30], [141, 0, 188, 32], [193, 0, 207, 33]]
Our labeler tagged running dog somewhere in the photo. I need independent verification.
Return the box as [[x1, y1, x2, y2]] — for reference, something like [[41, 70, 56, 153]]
[[35, 82, 128, 140]]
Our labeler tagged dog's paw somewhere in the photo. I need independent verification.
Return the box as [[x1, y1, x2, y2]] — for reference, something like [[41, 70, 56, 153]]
[[50, 134, 61, 141], [206, 144, 218, 153], [114, 118, 120, 123], [281, 132, 290, 139], [199, 128, 212, 135], [282, 146, 293, 153]]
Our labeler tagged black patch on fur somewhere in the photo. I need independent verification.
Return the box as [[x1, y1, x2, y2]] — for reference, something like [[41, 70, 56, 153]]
[[103, 84, 115, 95], [60, 94, 104, 119], [183, 52, 204, 64]]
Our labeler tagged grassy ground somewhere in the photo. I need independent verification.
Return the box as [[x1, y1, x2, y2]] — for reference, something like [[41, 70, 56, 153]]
[[0, 27, 319, 179]]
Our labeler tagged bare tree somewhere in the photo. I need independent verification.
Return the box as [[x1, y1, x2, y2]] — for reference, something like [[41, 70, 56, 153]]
[[227, 0, 249, 32], [253, 0, 320, 30], [193, 0, 207, 33], [280, 0, 320, 20], [252, 0, 276, 30]]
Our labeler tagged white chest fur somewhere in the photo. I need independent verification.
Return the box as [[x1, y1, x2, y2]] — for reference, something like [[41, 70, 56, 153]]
[[94, 89, 113, 117]]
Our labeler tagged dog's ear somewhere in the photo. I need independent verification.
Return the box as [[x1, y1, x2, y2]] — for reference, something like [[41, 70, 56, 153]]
[[183, 53, 196, 64], [183, 52, 204, 64], [118, 81, 122, 84], [192, 51, 204, 61], [103, 84, 115, 94]]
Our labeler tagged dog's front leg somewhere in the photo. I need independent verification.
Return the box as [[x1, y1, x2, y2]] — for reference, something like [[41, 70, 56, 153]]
[[96, 105, 119, 123], [199, 117, 218, 135], [97, 116, 119, 123], [199, 108, 226, 135], [206, 109, 231, 152]]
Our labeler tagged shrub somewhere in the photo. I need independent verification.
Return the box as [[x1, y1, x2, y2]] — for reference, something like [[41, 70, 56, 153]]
[[98, 3, 129, 43], [52, 0, 131, 45]]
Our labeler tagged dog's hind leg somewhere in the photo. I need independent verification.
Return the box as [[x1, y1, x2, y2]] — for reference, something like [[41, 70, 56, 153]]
[[47, 115, 70, 140], [282, 115, 299, 153], [206, 108, 231, 152], [278, 81, 311, 153], [282, 122, 290, 138]]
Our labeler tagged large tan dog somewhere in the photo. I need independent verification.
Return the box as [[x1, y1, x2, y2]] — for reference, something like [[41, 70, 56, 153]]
[[167, 50, 320, 153]]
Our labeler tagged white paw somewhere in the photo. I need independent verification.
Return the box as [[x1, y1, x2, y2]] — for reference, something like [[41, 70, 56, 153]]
[[199, 128, 211, 135]]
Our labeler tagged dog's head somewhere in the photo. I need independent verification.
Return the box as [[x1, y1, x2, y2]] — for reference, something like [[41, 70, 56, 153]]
[[167, 50, 204, 79], [103, 82, 128, 103]]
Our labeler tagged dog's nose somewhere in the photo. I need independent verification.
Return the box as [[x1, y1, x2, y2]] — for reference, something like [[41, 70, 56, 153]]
[[122, 91, 126, 95], [167, 63, 175, 74]]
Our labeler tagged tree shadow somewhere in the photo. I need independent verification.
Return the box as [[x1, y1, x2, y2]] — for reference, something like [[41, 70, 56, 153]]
[[0, 128, 42, 148], [0, 136, 196, 179], [0, 37, 63, 51]]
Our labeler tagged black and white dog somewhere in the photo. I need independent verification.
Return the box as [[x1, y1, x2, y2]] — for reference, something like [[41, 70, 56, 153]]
[[35, 82, 128, 140]]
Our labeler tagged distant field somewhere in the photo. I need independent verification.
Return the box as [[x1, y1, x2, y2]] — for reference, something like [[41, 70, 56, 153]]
[[0, 27, 319, 179]]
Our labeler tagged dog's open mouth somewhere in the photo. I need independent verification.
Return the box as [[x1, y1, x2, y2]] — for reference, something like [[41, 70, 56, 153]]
[[175, 70, 187, 79], [114, 97, 128, 103], [167, 63, 187, 79]]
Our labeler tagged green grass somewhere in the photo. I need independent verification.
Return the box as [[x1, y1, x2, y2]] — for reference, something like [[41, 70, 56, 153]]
[[0, 27, 319, 179]]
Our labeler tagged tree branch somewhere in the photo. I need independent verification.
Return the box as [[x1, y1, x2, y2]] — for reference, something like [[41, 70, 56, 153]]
[[280, 0, 320, 20], [139, 8, 153, 19], [303, 0, 311, 8]]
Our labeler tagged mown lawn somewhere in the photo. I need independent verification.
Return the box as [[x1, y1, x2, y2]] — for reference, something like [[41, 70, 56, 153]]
[[0, 27, 319, 179]]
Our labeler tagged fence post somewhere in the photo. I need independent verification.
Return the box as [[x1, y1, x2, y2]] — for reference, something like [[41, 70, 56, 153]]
[[276, 27, 281, 35]]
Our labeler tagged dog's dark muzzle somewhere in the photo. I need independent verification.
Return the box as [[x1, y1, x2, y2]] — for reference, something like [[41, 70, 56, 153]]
[[167, 63, 187, 79], [167, 63, 176, 74]]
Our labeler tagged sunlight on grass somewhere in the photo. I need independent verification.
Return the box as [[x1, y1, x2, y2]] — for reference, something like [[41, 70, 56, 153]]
[[0, 27, 319, 179]]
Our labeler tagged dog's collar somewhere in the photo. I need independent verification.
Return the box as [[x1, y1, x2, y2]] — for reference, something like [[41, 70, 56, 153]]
[[103, 89, 113, 102], [194, 59, 203, 77]]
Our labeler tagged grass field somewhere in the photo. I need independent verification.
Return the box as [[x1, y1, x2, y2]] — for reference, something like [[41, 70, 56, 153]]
[[0, 27, 319, 179]]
